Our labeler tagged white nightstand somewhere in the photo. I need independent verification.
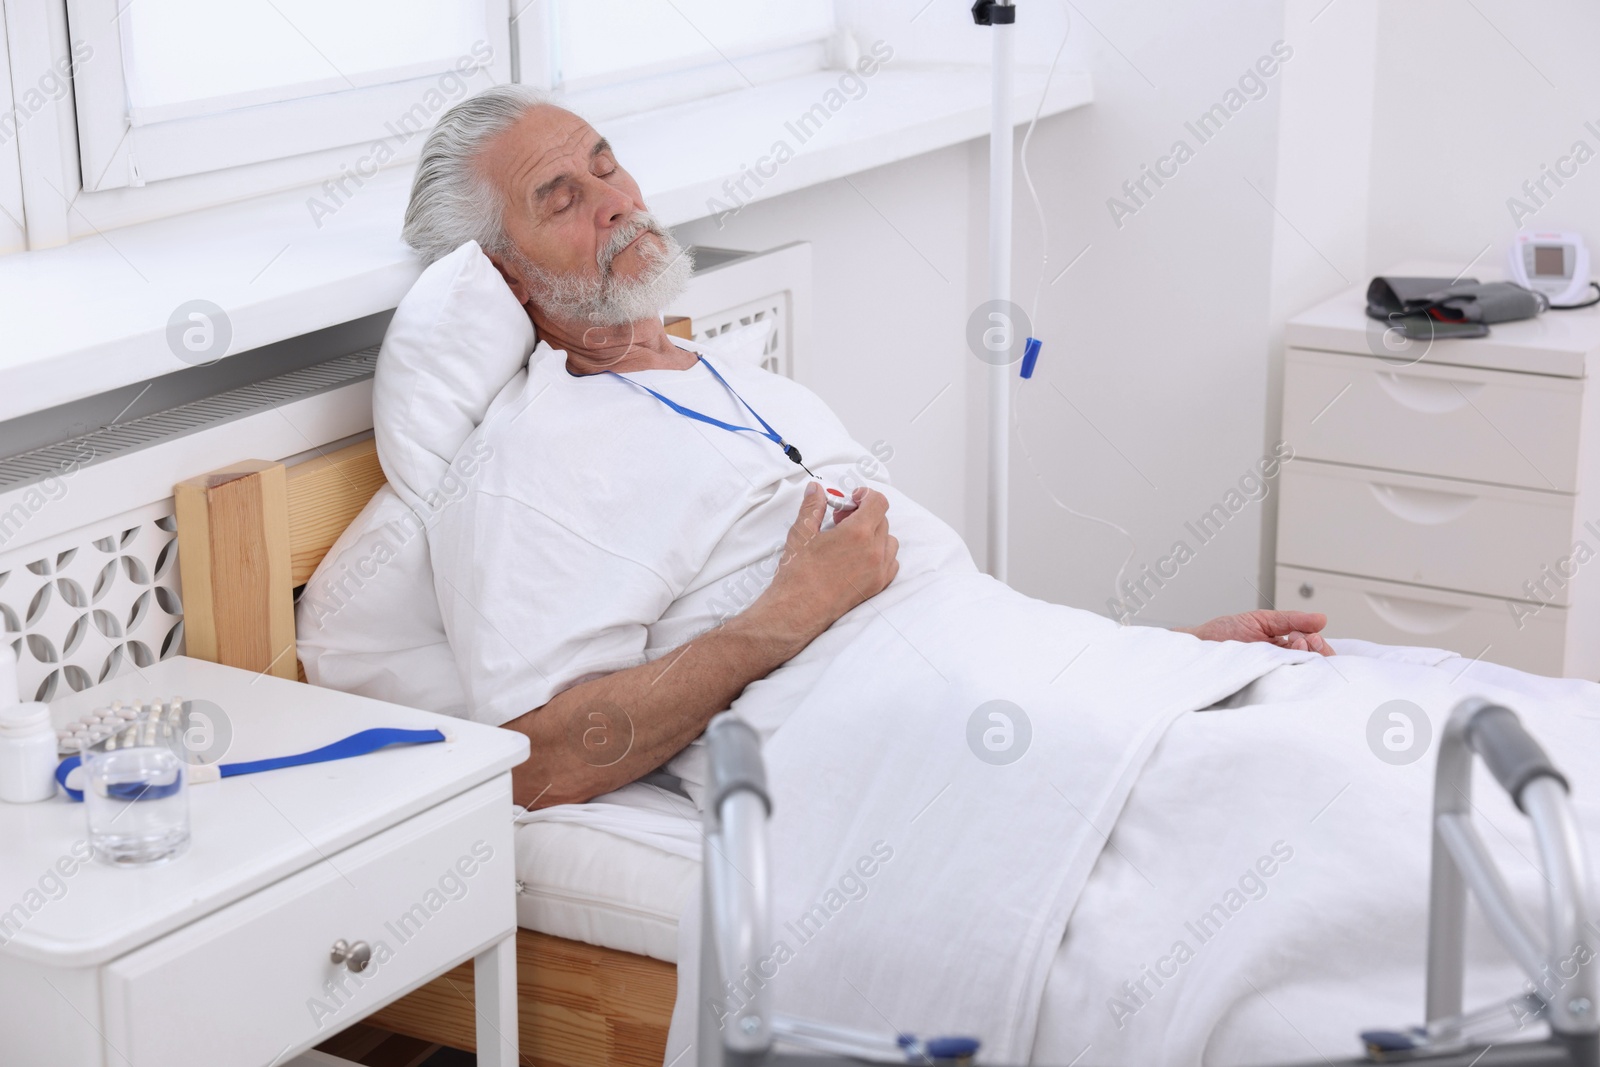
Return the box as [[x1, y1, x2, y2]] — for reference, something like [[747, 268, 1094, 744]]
[[0, 656, 529, 1067], [1279, 265, 1600, 677]]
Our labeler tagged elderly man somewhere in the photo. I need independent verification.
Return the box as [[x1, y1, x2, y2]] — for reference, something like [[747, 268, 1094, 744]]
[[398, 85, 1331, 811]]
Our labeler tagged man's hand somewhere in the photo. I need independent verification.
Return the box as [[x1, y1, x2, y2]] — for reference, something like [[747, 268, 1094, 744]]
[[753, 483, 899, 647], [1174, 610, 1335, 656]]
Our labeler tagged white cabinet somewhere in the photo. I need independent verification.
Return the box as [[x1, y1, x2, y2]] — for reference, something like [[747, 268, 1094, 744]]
[[1279, 276, 1600, 678], [102, 779, 515, 1066], [0, 657, 529, 1067]]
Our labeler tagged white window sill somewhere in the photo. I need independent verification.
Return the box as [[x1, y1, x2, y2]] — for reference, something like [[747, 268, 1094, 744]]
[[0, 62, 1090, 423]]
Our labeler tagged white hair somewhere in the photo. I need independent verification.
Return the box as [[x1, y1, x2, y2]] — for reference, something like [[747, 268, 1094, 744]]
[[402, 83, 552, 264]]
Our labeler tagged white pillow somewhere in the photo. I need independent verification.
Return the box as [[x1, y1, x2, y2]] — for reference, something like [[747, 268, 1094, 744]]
[[302, 240, 531, 714], [297, 485, 469, 716], [695, 317, 775, 370], [373, 240, 534, 508]]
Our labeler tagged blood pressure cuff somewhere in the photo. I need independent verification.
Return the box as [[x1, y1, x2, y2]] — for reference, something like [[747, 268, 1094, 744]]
[[1367, 276, 1547, 325]]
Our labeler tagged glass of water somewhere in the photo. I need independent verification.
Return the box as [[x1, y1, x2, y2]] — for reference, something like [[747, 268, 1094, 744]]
[[84, 728, 190, 866]]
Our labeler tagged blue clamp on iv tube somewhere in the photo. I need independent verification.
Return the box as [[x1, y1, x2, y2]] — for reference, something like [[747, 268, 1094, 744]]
[[1020, 336, 1042, 379], [898, 1033, 982, 1063]]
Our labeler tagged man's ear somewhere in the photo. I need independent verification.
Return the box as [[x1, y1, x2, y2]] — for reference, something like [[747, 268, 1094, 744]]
[[486, 251, 533, 306]]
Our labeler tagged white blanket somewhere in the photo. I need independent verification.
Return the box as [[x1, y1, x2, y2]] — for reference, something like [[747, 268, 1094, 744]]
[[659, 573, 1600, 1066], [1031, 648, 1600, 1065], [662, 568, 1324, 1063]]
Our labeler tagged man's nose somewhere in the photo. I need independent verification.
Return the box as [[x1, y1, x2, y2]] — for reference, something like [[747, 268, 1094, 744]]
[[593, 180, 633, 227]]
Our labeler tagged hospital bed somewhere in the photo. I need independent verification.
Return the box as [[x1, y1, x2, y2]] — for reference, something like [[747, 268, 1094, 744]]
[[174, 433, 683, 1066], [171, 332, 1600, 1066]]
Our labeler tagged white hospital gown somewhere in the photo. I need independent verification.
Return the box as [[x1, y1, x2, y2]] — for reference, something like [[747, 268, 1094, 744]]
[[428, 339, 978, 728]]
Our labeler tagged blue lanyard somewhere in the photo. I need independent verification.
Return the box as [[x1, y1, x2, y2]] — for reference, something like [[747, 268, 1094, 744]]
[[606, 355, 813, 472], [55, 727, 447, 802]]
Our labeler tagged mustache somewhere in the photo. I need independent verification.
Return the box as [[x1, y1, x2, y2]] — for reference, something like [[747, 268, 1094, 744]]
[[598, 213, 667, 275]]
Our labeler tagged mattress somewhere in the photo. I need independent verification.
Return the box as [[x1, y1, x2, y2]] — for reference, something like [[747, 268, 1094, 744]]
[[512, 782, 703, 962]]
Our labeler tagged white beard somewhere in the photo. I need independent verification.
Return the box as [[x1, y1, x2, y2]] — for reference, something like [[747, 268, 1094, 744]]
[[522, 212, 693, 327]]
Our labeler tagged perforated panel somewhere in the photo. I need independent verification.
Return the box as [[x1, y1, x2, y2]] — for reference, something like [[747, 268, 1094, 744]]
[[0, 501, 184, 702], [693, 296, 788, 377]]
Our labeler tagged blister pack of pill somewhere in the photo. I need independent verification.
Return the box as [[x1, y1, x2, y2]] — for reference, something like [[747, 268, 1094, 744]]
[[57, 698, 187, 756]]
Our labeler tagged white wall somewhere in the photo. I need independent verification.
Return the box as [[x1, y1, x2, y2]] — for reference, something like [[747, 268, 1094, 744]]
[[673, 142, 976, 542], [989, 0, 1299, 627], [1365, 0, 1600, 275]]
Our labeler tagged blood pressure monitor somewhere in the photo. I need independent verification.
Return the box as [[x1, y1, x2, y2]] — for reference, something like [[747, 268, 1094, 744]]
[[1509, 230, 1592, 306]]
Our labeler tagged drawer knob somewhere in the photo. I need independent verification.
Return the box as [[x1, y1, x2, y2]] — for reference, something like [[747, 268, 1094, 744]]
[[330, 939, 373, 974], [1298, 582, 1315, 599]]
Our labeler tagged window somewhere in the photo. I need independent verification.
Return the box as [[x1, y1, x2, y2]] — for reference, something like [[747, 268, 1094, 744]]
[[3, 0, 842, 248], [529, 0, 837, 118], [66, 0, 511, 192], [551, 0, 834, 91]]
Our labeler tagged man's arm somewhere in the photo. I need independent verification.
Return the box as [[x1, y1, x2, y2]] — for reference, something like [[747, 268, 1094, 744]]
[[506, 483, 898, 809]]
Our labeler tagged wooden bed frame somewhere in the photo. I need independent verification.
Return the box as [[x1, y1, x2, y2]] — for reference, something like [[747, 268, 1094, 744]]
[[172, 319, 698, 1065]]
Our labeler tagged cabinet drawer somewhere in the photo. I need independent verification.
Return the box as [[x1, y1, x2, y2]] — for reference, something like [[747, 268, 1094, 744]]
[[1282, 349, 1582, 491], [1277, 565, 1565, 676], [103, 775, 516, 1067], [1278, 461, 1575, 603]]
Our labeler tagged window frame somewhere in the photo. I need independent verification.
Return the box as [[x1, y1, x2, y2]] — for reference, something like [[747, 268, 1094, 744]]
[[64, 0, 513, 194], [0, 3, 27, 253]]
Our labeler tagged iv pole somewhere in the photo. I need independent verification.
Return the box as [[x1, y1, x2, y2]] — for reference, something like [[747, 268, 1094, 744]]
[[976, 0, 1015, 582]]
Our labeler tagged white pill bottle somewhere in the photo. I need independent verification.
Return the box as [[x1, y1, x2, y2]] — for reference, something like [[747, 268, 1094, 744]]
[[0, 643, 56, 803]]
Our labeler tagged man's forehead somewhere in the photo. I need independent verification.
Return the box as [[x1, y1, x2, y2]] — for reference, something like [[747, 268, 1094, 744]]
[[511, 106, 604, 179], [534, 109, 599, 158]]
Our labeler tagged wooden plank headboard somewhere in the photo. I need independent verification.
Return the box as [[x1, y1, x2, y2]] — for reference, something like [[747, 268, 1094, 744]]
[[175, 438, 385, 680], [175, 317, 694, 681]]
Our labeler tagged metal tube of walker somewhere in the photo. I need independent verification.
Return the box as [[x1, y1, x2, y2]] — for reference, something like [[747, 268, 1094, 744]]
[[1427, 700, 1479, 1024], [1521, 776, 1598, 1045], [699, 713, 774, 1067]]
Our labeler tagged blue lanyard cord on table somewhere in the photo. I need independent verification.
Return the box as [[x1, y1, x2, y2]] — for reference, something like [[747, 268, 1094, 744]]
[[605, 355, 819, 476], [54, 727, 448, 802]]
